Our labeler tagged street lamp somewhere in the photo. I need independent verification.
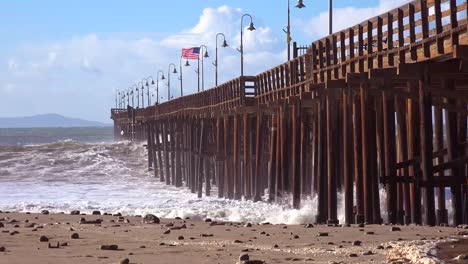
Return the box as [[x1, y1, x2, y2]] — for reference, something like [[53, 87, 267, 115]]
[[116, 90, 119, 108], [199, 45, 209, 91], [135, 84, 140, 108], [156, 70, 165, 104], [239, 14, 255, 77], [167, 63, 178, 101], [138, 82, 145, 108], [179, 56, 184, 97], [214, 33, 228, 86], [144, 76, 155, 106], [296, 0, 333, 35]]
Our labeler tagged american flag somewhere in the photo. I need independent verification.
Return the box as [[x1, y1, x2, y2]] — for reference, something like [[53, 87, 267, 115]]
[[182, 47, 200, 59]]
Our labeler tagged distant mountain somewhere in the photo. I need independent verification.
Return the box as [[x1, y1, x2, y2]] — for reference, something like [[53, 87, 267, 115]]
[[0, 114, 110, 128]]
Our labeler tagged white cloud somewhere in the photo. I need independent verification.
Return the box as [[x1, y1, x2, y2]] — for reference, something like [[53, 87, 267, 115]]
[[300, 0, 410, 39], [0, 5, 284, 122]]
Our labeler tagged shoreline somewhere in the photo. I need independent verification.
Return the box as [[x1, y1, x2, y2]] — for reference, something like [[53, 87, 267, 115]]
[[1, 211, 467, 263]]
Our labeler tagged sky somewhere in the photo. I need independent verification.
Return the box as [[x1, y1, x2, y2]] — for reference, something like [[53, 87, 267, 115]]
[[0, 0, 410, 123]]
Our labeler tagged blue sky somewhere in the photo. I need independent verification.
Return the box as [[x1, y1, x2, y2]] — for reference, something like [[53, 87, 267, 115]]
[[0, 0, 409, 122]]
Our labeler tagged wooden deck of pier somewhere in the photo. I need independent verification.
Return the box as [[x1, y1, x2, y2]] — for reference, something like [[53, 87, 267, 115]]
[[112, 0, 468, 226]]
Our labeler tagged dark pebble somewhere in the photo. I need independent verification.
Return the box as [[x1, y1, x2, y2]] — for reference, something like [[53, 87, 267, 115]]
[[70, 210, 80, 215], [41, 210, 49, 215], [304, 223, 314, 228], [71, 233, 79, 239], [39, 236, 49, 242], [239, 253, 250, 261], [120, 258, 130, 264], [353, 240, 362, 246], [0, 246, 5, 252], [92, 211, 101, 215], [100, 244, 118, 250], [391, 227, 401, 232], [317, 232, 328, 237], [178, 236, 184, 240]]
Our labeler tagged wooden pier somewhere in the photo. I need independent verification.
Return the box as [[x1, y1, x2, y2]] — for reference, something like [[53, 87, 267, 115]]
[[112, 0, 468, 226]]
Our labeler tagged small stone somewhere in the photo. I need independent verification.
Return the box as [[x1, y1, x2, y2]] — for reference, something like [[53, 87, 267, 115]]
[[377, 245, 384, 250], [100, 244, 118, 250], [60, 242, 68, 247], [175, 217, 182, 220], [244, 223, 252, 228], [363, 251, 373, 256], [304, 223, 314, 228], [349, 253, 358, 257], [293, 235, 299, 239], [317, 232, 328, 237], [178, 236, 184, 240], [139, 245, 146, 248], [234, 240, 243, 243], [365, 231, 374, 235], [353, 240, 362, 246], [358, 223, 365, 228], [120, 258, 130, 264], [71, 233, 79, 239], [163, 229, 171, 234], [24, 223, 35, 228], [39, 235, 49, 242], [113, 213, 122, 216], [273, 244, 279, 248], [143, 214, 160, 224], [10, 231, 19, 235], [0, 223, 4, 228], [204, 218, 212, 223], [41, 210, 49, 215], [240, 253, 250, 261], [0, 246, 5, 252], [391, 226, 401, 232], [200, 233, 213, 237], [92, 211, 101, 215], [70, 210, 80, 215]]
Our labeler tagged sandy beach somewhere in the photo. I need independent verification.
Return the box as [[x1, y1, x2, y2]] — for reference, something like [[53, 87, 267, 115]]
[[0, 211, 467, 264]]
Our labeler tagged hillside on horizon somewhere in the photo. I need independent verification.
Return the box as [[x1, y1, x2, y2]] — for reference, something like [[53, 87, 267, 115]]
[[0, 113, 111, 128]]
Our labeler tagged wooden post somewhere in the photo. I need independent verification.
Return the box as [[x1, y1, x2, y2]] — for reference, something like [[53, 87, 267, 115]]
[[197, 119, 206, 198], [225, 116, 234, 199], [395, 96, 411, 225], [419, 78, 436, 226], [343, 85, 354, 224], [317, 96, 328, 224], [243, 113, 251, 200], [434, 106, 448, 224], [360, 83, 373, 223], [327, 86, 338, 224], [175, 120, 182, 187], [383, 87, 397, 224], [216, 117, 225, 198], [292, 102, 301, 209], [254, 112, 264, 202], [163, 121, 170, 185], [444, 79, 463, 226], [353, 92, 364, 224], [268, 113, 277, 202], [233, 115, 241, 200], [407, 81, 421, 224]]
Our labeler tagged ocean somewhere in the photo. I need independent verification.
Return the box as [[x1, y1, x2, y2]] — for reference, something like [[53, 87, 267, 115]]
[[0, 127, 322, 224]]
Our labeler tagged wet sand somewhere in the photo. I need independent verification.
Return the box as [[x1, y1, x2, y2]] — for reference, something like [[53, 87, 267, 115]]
[[0, 211, 467, 264]]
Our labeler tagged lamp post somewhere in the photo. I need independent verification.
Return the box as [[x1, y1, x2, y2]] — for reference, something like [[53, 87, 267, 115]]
[[239, 14, 256, 77], [144, 76, 155, 106], [198, 45, 209, 91], [138, 82, 144, 108], [214, 33, 228, 86], [116, 90, 119, 108], [167, 63, 178, 101], [156, 70, 165, 104], [179, 56, 184, 97]]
